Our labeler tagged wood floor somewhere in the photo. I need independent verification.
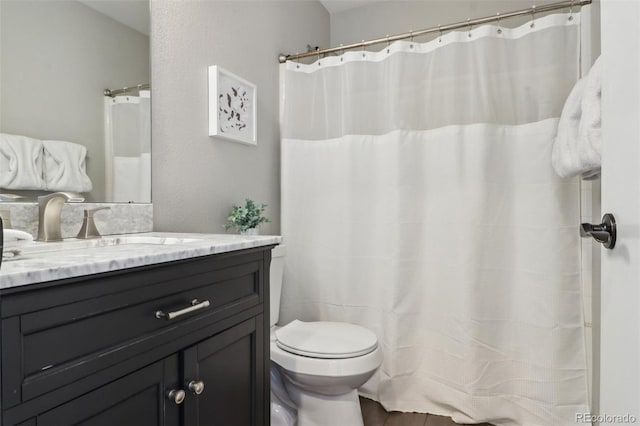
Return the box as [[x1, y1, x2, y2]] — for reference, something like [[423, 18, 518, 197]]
[[360, 397, 494, 426]]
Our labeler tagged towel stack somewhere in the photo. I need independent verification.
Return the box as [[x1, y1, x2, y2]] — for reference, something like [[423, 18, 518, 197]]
[[552, 57, 602, 179], [0, 133, 92, 192], [43, 140, 93, 192], [0, 134, 44, 190]]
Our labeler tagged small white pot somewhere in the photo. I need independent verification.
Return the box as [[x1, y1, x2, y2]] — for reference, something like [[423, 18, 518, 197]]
[[240, 228, 258, 236]]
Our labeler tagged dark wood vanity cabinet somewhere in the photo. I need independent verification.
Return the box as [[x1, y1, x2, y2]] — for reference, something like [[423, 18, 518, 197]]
[[0, 246, 273, 426], [183, 316, 265, 426], [36, 355, 181, 426]]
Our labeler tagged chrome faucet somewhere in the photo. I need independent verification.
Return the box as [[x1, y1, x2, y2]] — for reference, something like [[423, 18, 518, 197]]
[[36, 192, 84, 242]]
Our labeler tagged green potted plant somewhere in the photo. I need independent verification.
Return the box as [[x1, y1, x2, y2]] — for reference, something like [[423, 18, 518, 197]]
[[224, 199, 270, 235]]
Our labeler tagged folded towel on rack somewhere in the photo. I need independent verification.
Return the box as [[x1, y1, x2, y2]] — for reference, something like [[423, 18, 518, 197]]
[[552, 56, 602, 179], [0, 133, 45, 190], [42, 140, 93, 192], [579, 56, 602, 179]]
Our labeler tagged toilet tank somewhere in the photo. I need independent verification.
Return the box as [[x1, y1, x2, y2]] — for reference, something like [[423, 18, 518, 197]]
[[270, 245, 286, 327]]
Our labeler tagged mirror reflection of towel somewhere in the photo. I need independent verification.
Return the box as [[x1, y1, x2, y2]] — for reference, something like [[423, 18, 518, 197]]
[[43, 140, 93, 192], [0, 133, 45, 190]]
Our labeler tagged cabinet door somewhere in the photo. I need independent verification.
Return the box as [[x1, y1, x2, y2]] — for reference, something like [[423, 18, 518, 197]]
[[183, 315, 266, 426], [37, 355, 181, 426]]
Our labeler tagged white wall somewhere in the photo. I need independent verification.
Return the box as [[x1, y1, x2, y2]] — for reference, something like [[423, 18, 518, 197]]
[[151, 1, 329, 234], [0, 1, 150, 202]]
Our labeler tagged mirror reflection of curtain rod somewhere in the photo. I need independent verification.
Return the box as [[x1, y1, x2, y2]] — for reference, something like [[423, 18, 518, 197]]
[[103, 84, 150, 97]]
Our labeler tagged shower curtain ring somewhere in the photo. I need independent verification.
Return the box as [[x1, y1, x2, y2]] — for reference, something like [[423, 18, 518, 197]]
[[568, 1, 574, 21], [340, 44, 344, 62], [530, 5, 536, 28], [438, 25, 443, 43], [409, 30, 414, 49], [386, 35, 390, 53], [362, 40, 366, 58], [496, 13, 502, 34], [295, 53, 300, 69], [467, 18, 472, 38]]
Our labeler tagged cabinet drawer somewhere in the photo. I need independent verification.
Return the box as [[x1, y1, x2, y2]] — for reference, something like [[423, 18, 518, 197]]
[[1, 250, 268, 408]]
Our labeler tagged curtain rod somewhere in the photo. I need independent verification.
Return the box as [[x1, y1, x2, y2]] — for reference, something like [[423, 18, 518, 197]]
[[104, 84, 150, 97], [278, 0, 591, 63]]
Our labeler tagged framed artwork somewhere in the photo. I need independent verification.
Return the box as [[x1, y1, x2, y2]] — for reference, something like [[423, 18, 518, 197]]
[[208, 66, 257, 145]]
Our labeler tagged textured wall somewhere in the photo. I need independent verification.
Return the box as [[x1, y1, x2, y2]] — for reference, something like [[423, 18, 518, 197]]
[[151, 1, 329, 235], [0, 1, 150, 202]]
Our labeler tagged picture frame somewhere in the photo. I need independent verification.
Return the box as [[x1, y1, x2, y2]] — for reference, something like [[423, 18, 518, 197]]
[[208, 65, 257, 145]]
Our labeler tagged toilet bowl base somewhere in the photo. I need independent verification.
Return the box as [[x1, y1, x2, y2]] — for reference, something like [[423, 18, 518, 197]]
[[283, 379, 364, 426]]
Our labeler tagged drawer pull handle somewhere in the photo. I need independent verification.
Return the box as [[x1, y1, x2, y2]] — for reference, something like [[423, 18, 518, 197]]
[[155, 299, 211, 320], [167, 389, 186, 405], [188, 380, 205, 395]]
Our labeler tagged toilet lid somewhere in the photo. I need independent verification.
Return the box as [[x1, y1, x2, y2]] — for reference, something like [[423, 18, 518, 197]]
[[275, 320, 378, 359]]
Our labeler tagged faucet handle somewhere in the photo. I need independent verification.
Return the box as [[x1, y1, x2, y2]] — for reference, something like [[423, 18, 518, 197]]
[[77, 207, 111, 239]]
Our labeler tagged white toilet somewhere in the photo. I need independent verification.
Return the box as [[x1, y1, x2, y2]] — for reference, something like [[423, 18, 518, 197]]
[[269, 245, 383, 426]]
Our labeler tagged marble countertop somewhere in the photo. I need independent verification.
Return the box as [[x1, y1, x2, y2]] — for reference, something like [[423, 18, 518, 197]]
[[0, 232, 282, 290]]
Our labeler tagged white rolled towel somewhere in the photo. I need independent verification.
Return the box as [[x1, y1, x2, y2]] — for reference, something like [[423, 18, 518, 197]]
[[3, 229, 34, 259], [43, 140, 93, 192], [0, 133, 45, 190], [3, 229, 34, 245], [552, 57, 602, 179]]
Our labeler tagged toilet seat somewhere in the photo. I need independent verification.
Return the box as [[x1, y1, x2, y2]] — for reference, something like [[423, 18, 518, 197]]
[[271, 341, 383, 378], [275, 320, 378, 359]]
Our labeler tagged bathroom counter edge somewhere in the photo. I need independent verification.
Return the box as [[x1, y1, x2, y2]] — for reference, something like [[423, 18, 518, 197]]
[[0, 232, 282, 290]]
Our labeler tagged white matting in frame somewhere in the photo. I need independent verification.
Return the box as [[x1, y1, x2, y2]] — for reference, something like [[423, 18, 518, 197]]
[[208, 65, 257, 145]]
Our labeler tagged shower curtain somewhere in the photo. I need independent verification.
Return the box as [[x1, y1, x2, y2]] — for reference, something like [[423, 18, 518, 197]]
[[280, 13, 588, 426], [104, 90, 151, 203]]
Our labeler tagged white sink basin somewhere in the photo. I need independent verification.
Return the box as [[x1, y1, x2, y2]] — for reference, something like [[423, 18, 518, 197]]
[[3, 234, 205, 258]]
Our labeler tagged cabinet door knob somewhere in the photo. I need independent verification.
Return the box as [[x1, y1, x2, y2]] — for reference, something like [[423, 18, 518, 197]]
[[188, 380, 205, 395], [167, 389, 186, 404]]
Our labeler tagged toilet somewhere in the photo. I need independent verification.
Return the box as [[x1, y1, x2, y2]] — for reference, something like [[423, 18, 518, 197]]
[[269, 245, 383, 426]]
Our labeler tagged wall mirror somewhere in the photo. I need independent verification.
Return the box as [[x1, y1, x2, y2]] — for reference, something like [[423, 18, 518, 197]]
[[0, 0, 151, 203]]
